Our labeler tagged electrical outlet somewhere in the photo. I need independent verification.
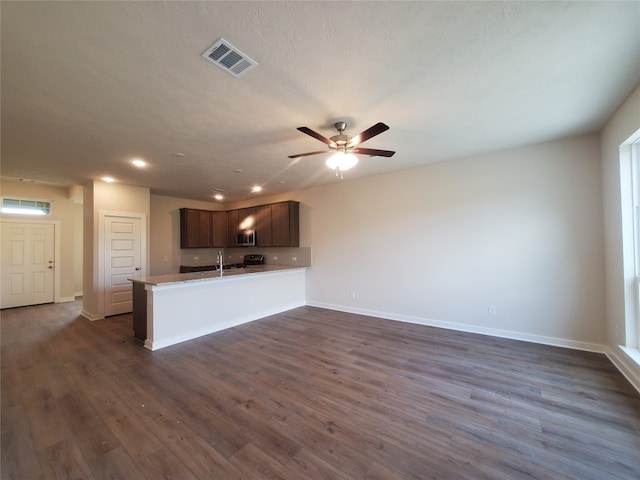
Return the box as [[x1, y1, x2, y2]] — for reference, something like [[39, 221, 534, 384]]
[[488, 305, 496, 315], [273, 256, 278, 261], [163, 256, 168, 262], [194, 256, 199, 260], [350, 291, 356, 299], [292, 256, 297, 261]]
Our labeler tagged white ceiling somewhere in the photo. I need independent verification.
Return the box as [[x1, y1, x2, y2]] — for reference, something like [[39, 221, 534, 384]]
[[2, 1, 639, 203]]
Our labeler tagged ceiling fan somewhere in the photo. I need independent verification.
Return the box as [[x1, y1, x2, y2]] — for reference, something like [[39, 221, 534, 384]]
[[288, 121, 395, 176]]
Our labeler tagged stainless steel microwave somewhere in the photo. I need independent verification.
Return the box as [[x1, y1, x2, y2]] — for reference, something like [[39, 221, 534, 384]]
[[236, 230, 255, 246]]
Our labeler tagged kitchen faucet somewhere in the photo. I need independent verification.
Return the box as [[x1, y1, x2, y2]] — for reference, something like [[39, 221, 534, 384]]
[[217, 250, 223, 276]]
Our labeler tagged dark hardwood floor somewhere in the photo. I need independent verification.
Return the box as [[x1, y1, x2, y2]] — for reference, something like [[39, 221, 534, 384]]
[[2, 300, 639, 479]]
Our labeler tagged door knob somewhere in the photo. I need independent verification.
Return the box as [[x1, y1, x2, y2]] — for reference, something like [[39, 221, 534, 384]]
[[135, 267, 140, 271]]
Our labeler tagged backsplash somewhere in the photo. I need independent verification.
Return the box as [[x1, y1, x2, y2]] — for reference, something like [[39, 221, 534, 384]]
[[180, 246, 311, 267]]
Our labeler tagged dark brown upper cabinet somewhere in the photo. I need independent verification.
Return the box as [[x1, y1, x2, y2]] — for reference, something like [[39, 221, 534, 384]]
[[180, 208, 212, 248], [271, 201, 299, 247], [226, 210, 239, 247], [211, 211, 227, 248], [256, 205, 272, 247], [238, 208, 256, 232], [181, 201, 299, 248]]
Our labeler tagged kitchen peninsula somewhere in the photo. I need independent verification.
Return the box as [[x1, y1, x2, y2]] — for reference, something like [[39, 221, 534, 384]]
[[131, 265, 307, 350]]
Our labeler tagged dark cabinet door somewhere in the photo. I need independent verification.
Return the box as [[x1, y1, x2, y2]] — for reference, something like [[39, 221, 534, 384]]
[[228, 208, 255, 246], [180, 209, 198, 248], [238, 207, 256, 231], [227, 210, 239, 247], [197, 210, 212, 247], [180, 208, 211, 248], [211, 211, 227, 248], [132, 282, 147, 342], [271, 201, 299, 247], [256, 205, 272, 247]]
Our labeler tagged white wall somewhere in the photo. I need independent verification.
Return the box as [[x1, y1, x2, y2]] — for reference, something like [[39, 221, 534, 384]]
[[601, 84, 640, 387], [0, 178, 81, 302], [257, 134, 605, 350]]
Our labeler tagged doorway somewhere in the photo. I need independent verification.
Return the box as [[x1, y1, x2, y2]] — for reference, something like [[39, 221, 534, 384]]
[[1, 221, 55, 308], [101, 212, 146, 317]]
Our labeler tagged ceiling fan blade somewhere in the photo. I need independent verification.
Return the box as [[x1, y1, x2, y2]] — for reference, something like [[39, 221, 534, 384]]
[[297, 127, 335, 146], [352, 147, 395, 158], [348, 122, 390, 147], [288, 150, 328, 159]]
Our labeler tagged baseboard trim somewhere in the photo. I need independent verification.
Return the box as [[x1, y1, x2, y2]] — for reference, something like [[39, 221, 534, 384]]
[[80, 309, 103, 321], [306, 302, 605, 353], [605, 346, 640, 394], [58, 296, 76, 303]]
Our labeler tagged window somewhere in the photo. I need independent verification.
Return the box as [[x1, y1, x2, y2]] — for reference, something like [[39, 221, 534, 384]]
[[1, 198, 52, 216], [633, 139, 640, 349], [632, 142, 640, 276], [623, 131, 640, 352]]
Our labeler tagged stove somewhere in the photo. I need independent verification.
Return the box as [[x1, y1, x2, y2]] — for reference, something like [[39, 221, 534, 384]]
[[243, 254, 265, 266]]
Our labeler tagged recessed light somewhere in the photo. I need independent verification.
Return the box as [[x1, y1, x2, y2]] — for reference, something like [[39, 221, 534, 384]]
[[102, 176, 115, 183], [132, 158, 146, 167], [214, 194, 224, 201], [172, 152, 185, 158], [251, 185, 262, 193], [233, 169, 243, 173]]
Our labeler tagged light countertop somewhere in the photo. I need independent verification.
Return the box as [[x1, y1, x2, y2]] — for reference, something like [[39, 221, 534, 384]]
[[130, 265, 307, 286]]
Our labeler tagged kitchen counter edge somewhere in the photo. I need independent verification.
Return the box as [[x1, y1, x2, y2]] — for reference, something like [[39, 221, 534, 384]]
[[130, 265, 308, 286]]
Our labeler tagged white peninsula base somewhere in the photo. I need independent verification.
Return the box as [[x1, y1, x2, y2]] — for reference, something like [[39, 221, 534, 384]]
[[133, 267, 306, 351]]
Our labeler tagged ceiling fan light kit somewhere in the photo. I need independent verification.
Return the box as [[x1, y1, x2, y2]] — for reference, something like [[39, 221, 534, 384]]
[[326, 152, 358, 175], [289, 121, 395, 178]]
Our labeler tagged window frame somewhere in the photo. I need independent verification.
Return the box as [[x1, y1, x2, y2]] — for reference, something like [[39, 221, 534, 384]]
[[633, 141, 640, 348], [1, 197, 53, 216]]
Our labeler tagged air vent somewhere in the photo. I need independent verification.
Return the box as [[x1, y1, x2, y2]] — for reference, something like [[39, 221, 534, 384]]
[[202, 38, 257, 78]]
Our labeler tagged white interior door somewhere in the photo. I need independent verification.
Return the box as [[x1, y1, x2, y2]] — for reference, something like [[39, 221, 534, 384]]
[[104, 215, 142, 316], [1, 222, 55, 308]]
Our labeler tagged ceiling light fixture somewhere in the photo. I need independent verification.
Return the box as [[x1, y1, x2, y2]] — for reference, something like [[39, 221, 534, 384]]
[[102, 176, 115, 183], [251, 185, 262, 193], [131, 159, 146, 167], [214, 194, 224, 201], [326, 151, 358, 179], [289, 121, 393, 180]]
